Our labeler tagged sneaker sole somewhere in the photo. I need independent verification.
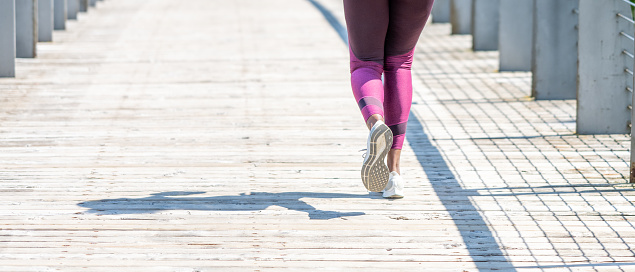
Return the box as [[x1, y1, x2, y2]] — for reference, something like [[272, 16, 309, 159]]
[[383, 191, 405, 199], [361, 123, 393, 192]]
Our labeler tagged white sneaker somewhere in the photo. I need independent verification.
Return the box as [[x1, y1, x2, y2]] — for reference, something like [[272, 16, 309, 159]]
[[383, 171, 404, 199], [361, 120, 393, 192]]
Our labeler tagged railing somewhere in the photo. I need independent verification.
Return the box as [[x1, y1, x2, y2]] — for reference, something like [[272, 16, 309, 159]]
[[618, 1, 635, 81], [437, 0, 635, 183], [620, 0, 635, 182]]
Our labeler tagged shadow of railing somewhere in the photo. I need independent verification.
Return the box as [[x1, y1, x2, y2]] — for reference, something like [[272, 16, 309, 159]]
[[78, 191, 367, 220], [473, 183, 635, 197], [406, 113, 518, 270]]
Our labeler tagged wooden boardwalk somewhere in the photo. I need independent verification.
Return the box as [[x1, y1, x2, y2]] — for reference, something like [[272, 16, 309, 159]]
[[1, 0, 635, 271]]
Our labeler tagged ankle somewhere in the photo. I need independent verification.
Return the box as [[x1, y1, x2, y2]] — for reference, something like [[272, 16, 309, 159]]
[[388, 162, 400, 174], [387, 149, 401, 174], [366, 114, 384, 129]]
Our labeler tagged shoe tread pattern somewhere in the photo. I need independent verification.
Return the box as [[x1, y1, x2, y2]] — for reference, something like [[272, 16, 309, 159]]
[[361, 124, 393, 192]]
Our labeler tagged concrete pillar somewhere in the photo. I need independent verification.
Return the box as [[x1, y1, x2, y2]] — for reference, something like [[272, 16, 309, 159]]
[[79, 0, 87, 12], [67, 0, 78, 20], [16, 0, 37, 58], [532, 0, 579, 100], [451, 0, 472, 35], [499, 0, 534, 71], [0, 0, 16, 77], [53, 0, 66, 30], [432, 0, 451, 23], [37, 0, 53, 42], [89, 0, 95, 7], [471, 0, 499, 51], [577, 0, 634, 134]]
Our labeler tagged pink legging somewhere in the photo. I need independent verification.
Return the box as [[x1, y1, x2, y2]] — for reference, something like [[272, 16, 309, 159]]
[[344, 0, 434, 149]]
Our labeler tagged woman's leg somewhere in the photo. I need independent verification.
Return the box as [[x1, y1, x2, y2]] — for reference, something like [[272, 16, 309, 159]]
[[343, 0, 389, 126], [383, 0, 434, 174], [344, 0, 396, 193]]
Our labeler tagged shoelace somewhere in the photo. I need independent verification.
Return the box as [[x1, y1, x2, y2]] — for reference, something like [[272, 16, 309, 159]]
[[359, 149, 367, 158]]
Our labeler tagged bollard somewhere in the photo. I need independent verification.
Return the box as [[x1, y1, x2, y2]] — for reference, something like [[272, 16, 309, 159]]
[[53, 0, 66, 30], [471, 0, 499, 51], [532, 0, 579, 100], [79, 0, 87, 12], [0, 0, 16, 77], [499, 0, 534, 71], [67, 0, 78, 20], [37, 0, 53, 42], [577, 0, 634, 134], [432, 0, 451, 23], [451, 0, 472, 35], [16, 0, 37, 58]]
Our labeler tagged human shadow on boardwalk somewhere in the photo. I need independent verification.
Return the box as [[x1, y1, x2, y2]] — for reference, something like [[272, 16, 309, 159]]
[[78, 191, 366, 220]]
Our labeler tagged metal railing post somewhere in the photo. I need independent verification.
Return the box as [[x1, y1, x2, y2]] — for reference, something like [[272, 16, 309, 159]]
[[532, 0, 579, 99], [67, 0, 78, 20], [629, 25, 635, 183], [499, 0, 534, 71], [471, 0, 499, 51], [632, 41, 635, 182], [53, 0, 66, 30], [38, 0, 53, 42], [16, 0, 37, 58], [432, 0, 451, 23], [577, 0, 633, 134], [0, 0, 16, 77], [451, 0, 472, 35]]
